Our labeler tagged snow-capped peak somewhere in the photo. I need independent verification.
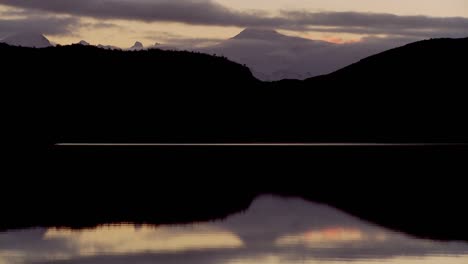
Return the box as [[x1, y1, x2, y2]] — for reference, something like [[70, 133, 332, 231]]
[[0, 32, 51, 48], [232, 28, 281, 40], [129, 41, 144, 50], [77, 40, 90, 46]]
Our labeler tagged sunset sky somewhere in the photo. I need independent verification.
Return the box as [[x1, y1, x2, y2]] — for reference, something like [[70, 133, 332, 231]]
[[1, 0, 467, 47]]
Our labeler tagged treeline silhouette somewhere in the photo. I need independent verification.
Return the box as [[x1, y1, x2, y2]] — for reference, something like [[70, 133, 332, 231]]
[[1, 38, 468, 241], [2, 39, 467, 145]]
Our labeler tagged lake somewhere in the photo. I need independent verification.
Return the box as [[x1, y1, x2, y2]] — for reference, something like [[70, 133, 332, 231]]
[[1, 195, 467, 264]]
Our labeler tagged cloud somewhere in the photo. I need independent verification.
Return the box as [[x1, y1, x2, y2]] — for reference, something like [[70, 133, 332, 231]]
[[1, 0, 468, 38], [141, 31, 223, 48], [0, 16, 79, 36], [0, 0, 285, 27], [280, 11, 468, 38], [79, 21, 121, 30]]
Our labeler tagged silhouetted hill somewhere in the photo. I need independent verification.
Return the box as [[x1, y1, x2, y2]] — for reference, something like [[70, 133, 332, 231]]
[[0, 43, 257, 87], [306, 38, 468, 102], [307, 37, 468, 89], [1, 39, 468, 241], [1, 43, 261, 146], [3, 38, 467, 144], [295, 37, 468, 143]]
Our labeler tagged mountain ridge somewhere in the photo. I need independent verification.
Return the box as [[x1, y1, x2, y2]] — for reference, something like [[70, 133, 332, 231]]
[[1, 37, 468, 242], [202, 28, 398, 81], [306, 36, 468, 89]]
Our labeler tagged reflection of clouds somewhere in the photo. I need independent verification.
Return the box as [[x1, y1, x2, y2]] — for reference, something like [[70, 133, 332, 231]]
[[0, 251, 25, 264], [224, 255, 468, 264], [1, 195, 468, 264], [43, 224, 243, 257], [276, 227, 364, 247]]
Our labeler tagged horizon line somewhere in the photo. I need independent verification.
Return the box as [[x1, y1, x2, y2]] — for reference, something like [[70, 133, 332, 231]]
[[54, 143, 467, 147]]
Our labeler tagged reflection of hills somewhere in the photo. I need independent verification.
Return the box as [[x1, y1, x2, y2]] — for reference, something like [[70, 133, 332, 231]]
[[1, 37, 468, 241], [1, 196, 467, 264]]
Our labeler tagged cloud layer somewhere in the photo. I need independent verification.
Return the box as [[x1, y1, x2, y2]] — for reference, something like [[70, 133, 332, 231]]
[[0, 16, 79, 36], [1, 0, 468, 38]]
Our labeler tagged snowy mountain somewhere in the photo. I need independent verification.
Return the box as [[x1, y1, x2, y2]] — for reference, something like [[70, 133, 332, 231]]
[[0, 32, 51, 48], [129, 41, 144, 51], [0, 29, 413, 81], [77, 40, 90, 46], [201, 28, 407, 81]]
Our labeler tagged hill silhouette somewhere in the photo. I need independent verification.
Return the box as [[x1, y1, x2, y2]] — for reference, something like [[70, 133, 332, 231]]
[[1, 38, 468, 241], [307, 37, 468, 88], [273, 37, 468, 142]]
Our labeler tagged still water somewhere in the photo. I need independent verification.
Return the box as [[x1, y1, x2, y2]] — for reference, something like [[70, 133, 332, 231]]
[[1, 196, 467, 264]]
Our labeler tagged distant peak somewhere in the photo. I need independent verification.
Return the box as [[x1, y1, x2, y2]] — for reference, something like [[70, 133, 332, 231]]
[[0, 32, 51, 48], [78, 40, 90, 46], [130, 41, 144, 50], [133, 41, 143, 47], [232, 28, 281, 40]]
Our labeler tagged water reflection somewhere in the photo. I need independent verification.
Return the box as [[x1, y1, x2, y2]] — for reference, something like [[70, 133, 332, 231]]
[[44, 225, 243, 257], [1, 195, 467, 264]]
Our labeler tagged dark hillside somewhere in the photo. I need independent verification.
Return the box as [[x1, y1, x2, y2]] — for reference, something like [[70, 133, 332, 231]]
[[1, 39, 467, 241], [307, 37, 468, 92]]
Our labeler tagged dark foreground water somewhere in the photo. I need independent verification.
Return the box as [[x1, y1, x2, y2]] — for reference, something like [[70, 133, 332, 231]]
[[1, 196, 467, 264]]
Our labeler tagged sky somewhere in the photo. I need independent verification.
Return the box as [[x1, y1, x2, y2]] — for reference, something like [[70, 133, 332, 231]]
[[0, 0, 467, 47]]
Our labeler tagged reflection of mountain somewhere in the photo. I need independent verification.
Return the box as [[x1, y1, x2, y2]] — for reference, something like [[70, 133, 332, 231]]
[[201, 28, 404, 80], [1, 196, 467, 264], [217, 196, 373, 246], [129, 41, 144, 51], [1, 37, 468, 242], [77, 40, 90, 46]]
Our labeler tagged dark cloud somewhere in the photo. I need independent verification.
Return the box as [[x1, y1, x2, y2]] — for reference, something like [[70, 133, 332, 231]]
[[280, 11, 468, 38], [80, 21, 121, 30], [0, 16, 79, 36], [0, 0, 285, 27], [281, 11, 468, 29], [1, 0, 468, 38], [300, 26, 467, 39]]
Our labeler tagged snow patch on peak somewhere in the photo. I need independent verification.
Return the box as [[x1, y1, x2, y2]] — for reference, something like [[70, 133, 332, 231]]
[[0, 32, 51, 48], [77, 40, 90, 46], [232, 28, 281, 40], [129, 41, 144, 50]]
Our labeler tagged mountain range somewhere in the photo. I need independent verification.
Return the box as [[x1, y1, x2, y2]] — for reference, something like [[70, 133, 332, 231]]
[[0, 29, 411, 80], [2, 36, 467, 142], [1, 36, 468, 241], [200, 28, 399, 80]]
